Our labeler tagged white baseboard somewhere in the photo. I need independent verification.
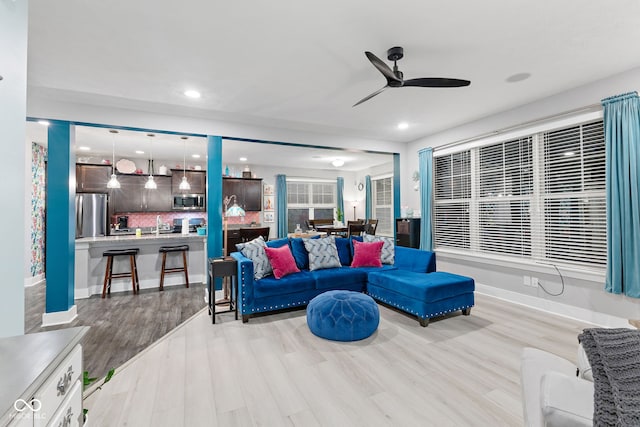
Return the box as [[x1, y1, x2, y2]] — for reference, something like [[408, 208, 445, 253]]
[[42, 305, 78, 327], [476, 283, 630, 328], [24, 274, 45, 287]]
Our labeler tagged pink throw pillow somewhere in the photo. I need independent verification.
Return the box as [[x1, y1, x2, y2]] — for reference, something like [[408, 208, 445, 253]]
[[351, 240, 383, 268], [264, 244, 301, 279]]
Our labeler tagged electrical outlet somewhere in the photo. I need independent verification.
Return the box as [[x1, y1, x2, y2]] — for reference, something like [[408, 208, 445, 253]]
[[531, 277, 539, 288], [523, 276, 531, 286]]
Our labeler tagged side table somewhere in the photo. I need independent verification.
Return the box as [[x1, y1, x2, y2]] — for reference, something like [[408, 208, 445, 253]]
[[208, 257, 238, 324]]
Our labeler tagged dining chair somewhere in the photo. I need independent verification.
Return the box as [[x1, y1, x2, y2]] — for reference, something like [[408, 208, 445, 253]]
[[347, 221, 366, 237]]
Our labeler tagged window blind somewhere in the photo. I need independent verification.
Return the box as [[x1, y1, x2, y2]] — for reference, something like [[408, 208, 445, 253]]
[[373, 176, 393, 235], [432, 119, 606, 269]]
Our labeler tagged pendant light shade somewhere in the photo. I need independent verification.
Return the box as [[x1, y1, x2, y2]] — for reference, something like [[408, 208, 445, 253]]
[[146, 133, 156, 190], [179, 136, 191, 191], [107, 129, 120, 189], [179, 176, 191, 190], [144, 175, 157, 189]]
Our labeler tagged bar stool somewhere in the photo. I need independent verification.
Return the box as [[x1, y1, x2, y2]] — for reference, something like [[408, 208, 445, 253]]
[[159, 245, 190, 291], [102, 248, 140, 298]]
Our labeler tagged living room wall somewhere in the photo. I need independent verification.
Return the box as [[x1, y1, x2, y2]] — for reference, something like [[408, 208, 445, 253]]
[[405, 66, 640, 326]]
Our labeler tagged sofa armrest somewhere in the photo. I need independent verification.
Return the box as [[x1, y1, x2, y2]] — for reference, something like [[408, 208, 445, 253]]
[[541, 372, 593, 427], [230, 251, 255, 314], [394, 246, 436, 273]]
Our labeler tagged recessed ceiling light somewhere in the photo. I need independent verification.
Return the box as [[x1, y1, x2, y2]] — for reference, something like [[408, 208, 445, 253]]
[[506, 72, 531, 83], [78, 146, 91, 151], [397, 122, 409, 130], [332, 159, 345, 167], [184, 90, 201, 99], [135, 150, 145, 154], [38, 120, 50, 126], [564, 151, 575, 156], [239, 157, 248, 162], [192, 154, 201, 158]]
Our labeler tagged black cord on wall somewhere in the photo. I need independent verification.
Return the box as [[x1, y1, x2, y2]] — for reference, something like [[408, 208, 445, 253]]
[[537, 264, 565, 296]]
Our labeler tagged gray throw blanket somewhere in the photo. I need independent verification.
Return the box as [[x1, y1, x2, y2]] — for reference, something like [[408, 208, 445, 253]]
[[578, 328, 640, 427]]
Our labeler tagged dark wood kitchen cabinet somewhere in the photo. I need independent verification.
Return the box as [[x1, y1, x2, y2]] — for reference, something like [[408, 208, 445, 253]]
[[171, 170, 206, 194], [111, 175, 172, 212], [223, 177, 262, 211], [76, 164, 112, 193]]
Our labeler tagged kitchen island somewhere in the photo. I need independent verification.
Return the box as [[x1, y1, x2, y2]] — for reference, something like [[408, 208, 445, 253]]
[[75, 233, 207, 298]]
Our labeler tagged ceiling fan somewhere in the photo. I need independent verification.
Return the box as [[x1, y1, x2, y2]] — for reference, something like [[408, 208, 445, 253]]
[[353, 46, 470, 107]]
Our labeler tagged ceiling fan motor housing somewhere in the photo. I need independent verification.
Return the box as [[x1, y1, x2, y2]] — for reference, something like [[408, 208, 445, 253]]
[[387, 46, 404, 61]]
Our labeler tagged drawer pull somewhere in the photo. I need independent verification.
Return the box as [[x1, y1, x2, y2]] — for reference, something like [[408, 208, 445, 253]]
[[58, 406, 73, 427], [56, 366, 74, 396]]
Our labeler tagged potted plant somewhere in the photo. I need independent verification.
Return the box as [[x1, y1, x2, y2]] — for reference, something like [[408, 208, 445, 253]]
[[335, 208, 344, 227]]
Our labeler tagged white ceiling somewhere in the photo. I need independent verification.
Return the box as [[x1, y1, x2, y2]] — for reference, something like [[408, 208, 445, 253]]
[[27, 0, 640, 145], [26, 122, 392, 172]]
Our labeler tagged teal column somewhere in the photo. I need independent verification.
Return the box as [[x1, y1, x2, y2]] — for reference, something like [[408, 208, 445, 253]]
[[45, 121, 76, 313], [393, 153, 401, 241], [207, 136, 223, 289]]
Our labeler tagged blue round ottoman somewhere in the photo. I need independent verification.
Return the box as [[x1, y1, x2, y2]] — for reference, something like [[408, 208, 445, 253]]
[[306, 290, 380, 341]]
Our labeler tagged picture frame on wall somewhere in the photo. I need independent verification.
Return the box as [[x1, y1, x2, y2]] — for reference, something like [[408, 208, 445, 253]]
[[264, 212, 275, 223], [263, 184, 274, 196], [264, 196, 274, 211]]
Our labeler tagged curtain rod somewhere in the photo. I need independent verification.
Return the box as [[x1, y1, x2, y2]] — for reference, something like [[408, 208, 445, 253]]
[[423, 102, 602, 154]]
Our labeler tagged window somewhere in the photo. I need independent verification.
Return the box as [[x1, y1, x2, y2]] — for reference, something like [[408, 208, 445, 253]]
[[433, 119, 606, 268], [373, 176, 393, 236], [287, 180, 335, 233]]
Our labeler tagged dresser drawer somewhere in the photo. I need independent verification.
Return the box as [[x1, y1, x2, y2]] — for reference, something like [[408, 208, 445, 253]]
[[33, 345, 82, 427], [46, 380, 82, 427]]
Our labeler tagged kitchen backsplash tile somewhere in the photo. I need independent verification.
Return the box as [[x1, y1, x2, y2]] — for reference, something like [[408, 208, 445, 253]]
[[113, 211, 260, 228]]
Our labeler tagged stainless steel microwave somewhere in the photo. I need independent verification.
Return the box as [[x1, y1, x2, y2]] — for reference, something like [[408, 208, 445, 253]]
[[172, 194, 205, 210]]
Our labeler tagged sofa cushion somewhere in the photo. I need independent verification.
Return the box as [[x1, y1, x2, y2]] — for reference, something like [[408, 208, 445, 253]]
[[289, 236, 319, 270], [264, 244, 300, 279], [351, 240, 383, 268], [367, 271, 474, 302], [363, 234, 394, 264], [238, 236, 272, 280], [393, 247, 436, 273], [304, 236, 341, 271], [334, 237, 352, 266], [520, 347, 583, 427], [266, 237, 289, 249], [311, 267, 368, 290], [253, 270, 316, 299]]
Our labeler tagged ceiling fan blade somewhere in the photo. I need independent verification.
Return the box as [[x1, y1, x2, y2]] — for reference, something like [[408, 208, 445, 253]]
[[403, 77, 471, 88], [365, 52, 402, 84], [353, 85, 388, 107]]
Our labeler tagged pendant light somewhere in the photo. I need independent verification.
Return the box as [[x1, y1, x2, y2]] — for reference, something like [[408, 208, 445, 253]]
[[106, 129, 121, 189], [179, 136, 191, 191], [144, 133, 157, 189]]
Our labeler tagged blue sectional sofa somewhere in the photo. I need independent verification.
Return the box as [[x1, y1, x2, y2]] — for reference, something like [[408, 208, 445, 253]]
[[230, 237, 474, 326]]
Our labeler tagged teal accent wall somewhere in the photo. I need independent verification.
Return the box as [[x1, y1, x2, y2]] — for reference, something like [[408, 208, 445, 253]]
[[45, 121, 76, 313], [393, 153, 401, 240], [0, 0, 28, 337], [207, 136, 223, 289]]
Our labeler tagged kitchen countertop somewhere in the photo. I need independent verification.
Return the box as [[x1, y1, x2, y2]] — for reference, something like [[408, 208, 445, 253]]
[[76, 232, 206, 244]]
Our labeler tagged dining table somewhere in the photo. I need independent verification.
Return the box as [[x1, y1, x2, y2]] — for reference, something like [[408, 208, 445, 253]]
[[315, 224, 348, 236]]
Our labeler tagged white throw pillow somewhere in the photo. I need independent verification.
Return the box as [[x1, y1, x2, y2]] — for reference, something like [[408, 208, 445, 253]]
[[303, 236, 341, 271], [238, 236, 272, 280]]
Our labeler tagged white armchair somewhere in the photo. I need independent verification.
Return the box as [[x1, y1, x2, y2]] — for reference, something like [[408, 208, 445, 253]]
[[520, 347, 594, 427]]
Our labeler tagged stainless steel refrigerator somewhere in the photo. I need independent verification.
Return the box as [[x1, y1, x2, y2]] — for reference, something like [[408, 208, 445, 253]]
[[75, 193, 108, 238]]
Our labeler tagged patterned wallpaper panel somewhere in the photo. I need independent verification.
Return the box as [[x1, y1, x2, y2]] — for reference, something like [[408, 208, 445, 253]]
[[31, 143, 46, 276]]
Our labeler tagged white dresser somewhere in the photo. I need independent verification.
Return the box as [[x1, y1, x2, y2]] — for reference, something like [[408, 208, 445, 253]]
[[0, 327, 88, 427]]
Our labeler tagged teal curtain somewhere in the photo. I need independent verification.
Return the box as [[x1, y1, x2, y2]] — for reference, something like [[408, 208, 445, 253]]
[[365, 175, 372, 220], [336, 177, 344, 223], [276, 174, 287, 238], [419, 148, 433, 251], [603, 92, 640, 297]]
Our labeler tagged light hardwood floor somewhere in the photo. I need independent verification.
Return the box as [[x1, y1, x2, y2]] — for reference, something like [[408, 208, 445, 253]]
[[84, 294, 589, 426]]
